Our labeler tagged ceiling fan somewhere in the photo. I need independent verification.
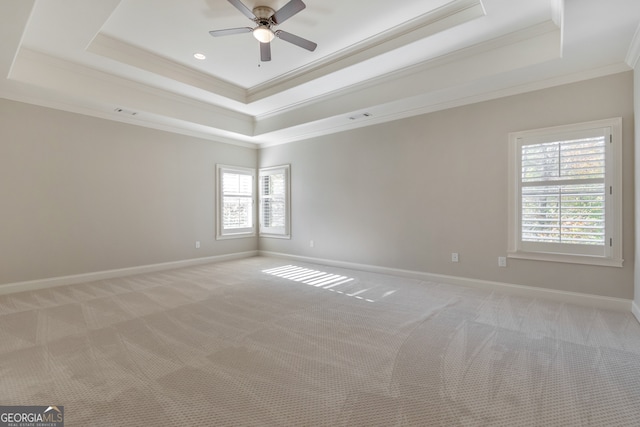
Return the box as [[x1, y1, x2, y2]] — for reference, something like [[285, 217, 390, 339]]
[[209, 0, 317, 62]]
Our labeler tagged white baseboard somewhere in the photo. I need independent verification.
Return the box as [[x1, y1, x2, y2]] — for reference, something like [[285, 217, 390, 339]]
[[3, 250, 633, 315], [632, 301, 640, 324], [259, 251, 632, 312], [0, 251, 258, 296]]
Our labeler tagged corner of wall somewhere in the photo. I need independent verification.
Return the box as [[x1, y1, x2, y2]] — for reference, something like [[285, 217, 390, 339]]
[[634, 62, 640, 316], [633, 300, 640, 324]]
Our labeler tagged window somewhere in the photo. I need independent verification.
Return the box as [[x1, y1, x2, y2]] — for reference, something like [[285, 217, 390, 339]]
[[507, 118, 622, 267], [259, 165, 290, 238], [216, 165, 255, 239]]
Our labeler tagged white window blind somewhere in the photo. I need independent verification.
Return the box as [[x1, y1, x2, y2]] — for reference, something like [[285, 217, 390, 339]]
[[508, 118, 622, 267], [521, 133, 605, 247], [216, 165, 255, 238], [259, 165, 290, 238]]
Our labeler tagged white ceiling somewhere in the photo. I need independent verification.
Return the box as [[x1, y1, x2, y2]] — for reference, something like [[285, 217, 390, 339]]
[[1, 0, 639, 147]]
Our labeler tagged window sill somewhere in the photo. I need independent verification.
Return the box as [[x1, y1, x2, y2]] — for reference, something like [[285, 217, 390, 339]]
[[507, 251, 623, 267], [216, 232, 256, 240], [259, 233, 291, 239]]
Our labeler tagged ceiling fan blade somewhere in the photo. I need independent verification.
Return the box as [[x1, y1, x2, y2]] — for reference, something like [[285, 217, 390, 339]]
[[209, 27, 253, 37], [275, 30, 317, 51], [260, 42, 271, 61], [227, 0, 256, 20], [271, 0, 306, 24]]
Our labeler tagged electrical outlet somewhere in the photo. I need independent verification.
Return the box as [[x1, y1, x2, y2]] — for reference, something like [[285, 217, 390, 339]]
[[498, 256, 507, 267], [451, 252, 459, 262], [195, 241, 201, 249], [310, 240, 314, 248]]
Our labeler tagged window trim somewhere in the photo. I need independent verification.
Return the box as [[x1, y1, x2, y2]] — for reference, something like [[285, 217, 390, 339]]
[[216, 164, 256, 240], [507, 118, 623, 267], [259, 164, 291, 239]]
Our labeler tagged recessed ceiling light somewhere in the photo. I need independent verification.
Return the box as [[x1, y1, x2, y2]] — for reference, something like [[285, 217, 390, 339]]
[[193, 53, 206, 60]]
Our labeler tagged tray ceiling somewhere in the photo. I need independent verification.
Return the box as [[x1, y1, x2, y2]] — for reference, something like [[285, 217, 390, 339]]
[[1, 0, 639, 146]]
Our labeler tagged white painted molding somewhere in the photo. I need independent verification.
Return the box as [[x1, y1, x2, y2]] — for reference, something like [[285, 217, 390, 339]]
[[550, 0, 563, 29], [0, 251, 258, 296], [85, 0, 484, 106], [87, 33, 247, 103], [550, 0, 564, 57], [625, 23, 640, 68], [259, 251, 632, 312], [249, 0, 485, 102], [632, 301, 640, 324], [256, 20, 561, 124], [2, 249, 633, 314], [257, 63, 630, 149], [0, 89, 259, 149], [10, 48, 255, 137]]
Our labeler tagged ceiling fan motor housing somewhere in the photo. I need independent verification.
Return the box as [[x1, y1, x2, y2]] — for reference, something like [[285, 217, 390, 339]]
[[253, 6, 275, 23]]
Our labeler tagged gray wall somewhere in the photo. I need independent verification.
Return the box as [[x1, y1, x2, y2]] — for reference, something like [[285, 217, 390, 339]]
[[1, 72, 634, 299], [260, 72, 635, 299], [0, 99, 257, 285]]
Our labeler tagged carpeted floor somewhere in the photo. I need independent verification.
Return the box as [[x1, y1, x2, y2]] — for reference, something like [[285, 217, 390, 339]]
[[1, 256, 639, 426]]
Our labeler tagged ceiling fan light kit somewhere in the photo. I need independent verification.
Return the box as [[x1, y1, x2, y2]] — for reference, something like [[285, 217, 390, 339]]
[[209, 0, 317, 62], [253, 26, 275, 43]]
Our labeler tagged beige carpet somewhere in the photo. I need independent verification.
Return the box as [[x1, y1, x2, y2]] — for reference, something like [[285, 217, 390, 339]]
[[1, 256, 639, 426]]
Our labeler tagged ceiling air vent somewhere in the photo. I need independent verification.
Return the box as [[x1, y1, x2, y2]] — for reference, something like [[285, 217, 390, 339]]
[[114, 107, 138, 116], [348, 112, 372, 121]]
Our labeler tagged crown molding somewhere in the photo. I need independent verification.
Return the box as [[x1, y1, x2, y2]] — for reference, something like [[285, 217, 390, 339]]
[[0, 79, 260, 148], [254, 21, 561, 133], [87, 33, 247, 103], [257, 63, 629, 148], [9, 47, 255, 135], [625, 23, 640, 68], [247, 0, 485, 102], [0, 0, 34, 79], [85, 0, 484, 108]]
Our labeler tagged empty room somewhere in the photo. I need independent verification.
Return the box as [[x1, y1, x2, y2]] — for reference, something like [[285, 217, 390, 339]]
[[1, 0, 640, 425]]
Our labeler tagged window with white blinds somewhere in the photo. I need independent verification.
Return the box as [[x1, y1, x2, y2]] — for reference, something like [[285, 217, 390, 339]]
[[216, 165, 255, 239], [508, 118, 622, 267], [259, 165, 290, 238]]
